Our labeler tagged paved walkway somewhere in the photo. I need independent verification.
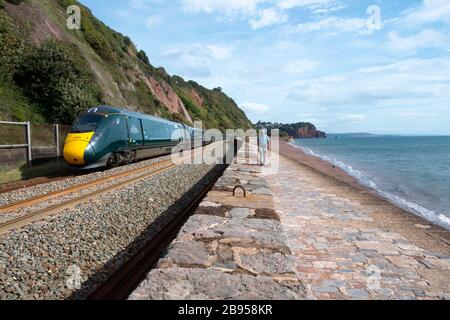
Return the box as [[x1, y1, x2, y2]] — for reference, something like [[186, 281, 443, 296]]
[[266, 156, 450, 300]]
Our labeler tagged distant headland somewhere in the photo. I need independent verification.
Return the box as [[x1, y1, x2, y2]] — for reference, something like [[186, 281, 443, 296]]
[[256, 121, 326, 139]]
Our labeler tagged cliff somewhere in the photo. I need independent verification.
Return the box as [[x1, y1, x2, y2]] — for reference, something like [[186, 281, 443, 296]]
[[0, 0, 253, 131], [256, 121, 326, 139]]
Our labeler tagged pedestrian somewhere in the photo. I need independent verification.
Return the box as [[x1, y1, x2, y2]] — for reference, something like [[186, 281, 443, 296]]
[[258, 129, 270, 166]]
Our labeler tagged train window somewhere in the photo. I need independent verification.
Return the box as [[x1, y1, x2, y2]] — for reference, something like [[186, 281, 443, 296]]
[[128, 117, 143, 144], [70, 114, 105, 133], [106, 115, 127, 145]]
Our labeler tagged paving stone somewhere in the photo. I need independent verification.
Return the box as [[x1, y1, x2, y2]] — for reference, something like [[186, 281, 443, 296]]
[[195, 205, 229, 217], [312, 286, 339, 293], [252, 188, 273, 196], [354, 241, 400, 255], [347, 288, 369, 299], [178, 215, 290, 253], [158, 241, 212, 268], [236, 250, 296, 276], [254, 208, 280, 221], [387, 256, 420, 269], [313, 261, 338, 269], [229, 208, 251, 219], [130, 268, 306, 300]]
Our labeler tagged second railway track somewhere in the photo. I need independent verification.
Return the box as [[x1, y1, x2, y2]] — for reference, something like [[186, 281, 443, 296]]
[[0, 147, 208, 235]]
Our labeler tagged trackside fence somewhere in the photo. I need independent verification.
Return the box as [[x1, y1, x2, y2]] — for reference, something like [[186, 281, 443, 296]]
[[0, 121, 70, 167]]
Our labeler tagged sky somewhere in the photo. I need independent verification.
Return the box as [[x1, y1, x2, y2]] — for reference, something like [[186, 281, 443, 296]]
[[79, 0, 450, 135]]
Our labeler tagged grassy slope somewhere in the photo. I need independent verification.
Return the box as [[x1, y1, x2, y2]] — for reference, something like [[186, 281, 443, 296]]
[[0, 0, 253, 130]]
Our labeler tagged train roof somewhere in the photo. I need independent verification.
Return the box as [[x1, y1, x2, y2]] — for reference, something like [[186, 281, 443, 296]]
[[85, 106, 184, 128]]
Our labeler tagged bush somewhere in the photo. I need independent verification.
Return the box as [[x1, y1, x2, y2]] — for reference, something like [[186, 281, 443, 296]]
[[0, 11, 24, 81], [83, 25, 116, 62], [13, 40, 99, 124], [79, 6, 116, 62], [124, 36, 131, 46], [137, 50, 150, 65]]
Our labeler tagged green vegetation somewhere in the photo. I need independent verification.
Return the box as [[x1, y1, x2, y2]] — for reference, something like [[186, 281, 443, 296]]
[[14, 39, 99, 123], [0, 10, 24, 81], [0, 0, 252, 131]]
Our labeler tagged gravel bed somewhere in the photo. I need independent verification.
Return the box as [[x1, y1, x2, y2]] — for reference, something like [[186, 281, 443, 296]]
[[0, 154, 173, 207], [0, 161, 173, 225], [0, 163, 221, 299]]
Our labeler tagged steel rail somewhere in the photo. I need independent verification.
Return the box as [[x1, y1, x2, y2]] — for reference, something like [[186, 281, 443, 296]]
[[0, 148, 207, 235], [0, 141, 210, 213]]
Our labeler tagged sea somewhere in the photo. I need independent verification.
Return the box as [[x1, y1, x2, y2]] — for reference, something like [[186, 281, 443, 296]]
[[291, 135, 450, 230]]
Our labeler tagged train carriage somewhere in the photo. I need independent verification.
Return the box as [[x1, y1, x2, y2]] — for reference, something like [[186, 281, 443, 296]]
[[63, 106, 199, 169]]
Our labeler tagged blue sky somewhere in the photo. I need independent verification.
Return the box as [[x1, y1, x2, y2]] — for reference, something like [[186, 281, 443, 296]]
[[79, 0, 450, 134]]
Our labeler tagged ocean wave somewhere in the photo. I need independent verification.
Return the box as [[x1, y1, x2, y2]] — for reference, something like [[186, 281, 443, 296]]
[[289, 142, 450, 231]]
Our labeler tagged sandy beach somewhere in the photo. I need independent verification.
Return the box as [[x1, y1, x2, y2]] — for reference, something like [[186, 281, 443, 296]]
[[264, 141, 450, 299]]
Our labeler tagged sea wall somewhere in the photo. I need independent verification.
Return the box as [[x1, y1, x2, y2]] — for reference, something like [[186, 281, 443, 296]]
[[129, 143, 306, 300]]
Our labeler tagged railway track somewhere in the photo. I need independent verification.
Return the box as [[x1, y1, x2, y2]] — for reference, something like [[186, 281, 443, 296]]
[[0, 146, 208, 236], [87, 140, 238, 300]]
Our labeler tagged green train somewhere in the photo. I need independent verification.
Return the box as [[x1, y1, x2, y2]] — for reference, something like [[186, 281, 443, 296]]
[[63, 106, 203, 169]]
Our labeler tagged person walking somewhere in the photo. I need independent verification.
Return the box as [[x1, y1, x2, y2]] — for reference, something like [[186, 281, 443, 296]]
[[258, 129, 270, 166]]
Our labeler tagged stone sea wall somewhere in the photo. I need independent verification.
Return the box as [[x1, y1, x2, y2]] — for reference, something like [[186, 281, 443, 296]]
[[129, 144, 306, 300]]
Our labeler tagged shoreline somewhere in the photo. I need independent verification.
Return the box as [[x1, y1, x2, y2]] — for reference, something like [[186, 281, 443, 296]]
[[278, 141, 450, 235]]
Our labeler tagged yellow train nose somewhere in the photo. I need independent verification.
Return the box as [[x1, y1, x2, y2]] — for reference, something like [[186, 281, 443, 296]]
[[63, 132, 94, 166]]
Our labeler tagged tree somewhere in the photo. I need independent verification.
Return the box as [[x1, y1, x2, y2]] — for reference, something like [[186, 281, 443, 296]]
[[13, 40, 98, 123], [137, 50, 150, 65]]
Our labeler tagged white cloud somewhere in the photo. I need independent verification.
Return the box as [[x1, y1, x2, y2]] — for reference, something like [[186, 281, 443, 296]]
[[289, 16, 370, 36], [249, 8, 288, 30], [206, 45, 234, 60], [145, 15, 165, 29], [164, 44, 234, 63], [386, 29, 448, 54], [285, 57, 450, 109], [339, 114, 365, 123], [396, 111, 438, 117], [402, 0, 450, 25], [181, 0, 267, 15], [130, 0, 150, 10], [278, 0, 333, 9], [240, 102, 270, 114], [278, 0, 345, 13], [282, 59, 318, 75]]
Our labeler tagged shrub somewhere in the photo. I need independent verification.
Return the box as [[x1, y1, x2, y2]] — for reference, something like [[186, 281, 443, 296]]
[[13, 40, 99, 124], [0, 11, 24, 81], [83, 26, 116, 62], [124, 36, 131, 46], [137, 50, 150, 65]]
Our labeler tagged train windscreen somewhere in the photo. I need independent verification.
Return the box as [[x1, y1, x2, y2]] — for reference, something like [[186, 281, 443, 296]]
[[70, 114, 105, 133]]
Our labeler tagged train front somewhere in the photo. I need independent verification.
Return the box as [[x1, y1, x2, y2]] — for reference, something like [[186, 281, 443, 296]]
[[63, 111, 105, 168]]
